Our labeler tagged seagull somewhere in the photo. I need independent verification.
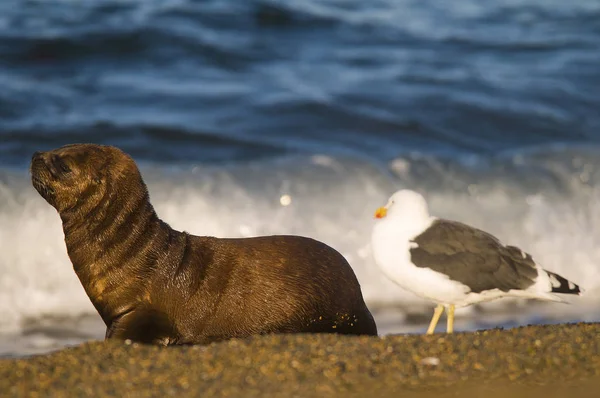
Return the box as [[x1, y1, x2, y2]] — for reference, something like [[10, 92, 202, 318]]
[[371, 189, 582, 334]]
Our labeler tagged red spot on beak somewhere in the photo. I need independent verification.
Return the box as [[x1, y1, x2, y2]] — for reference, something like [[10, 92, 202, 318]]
[[374, 207, 387, 219]]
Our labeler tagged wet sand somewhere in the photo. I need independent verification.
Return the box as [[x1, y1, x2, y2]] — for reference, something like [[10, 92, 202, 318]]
[[2, 323, 599, 397]]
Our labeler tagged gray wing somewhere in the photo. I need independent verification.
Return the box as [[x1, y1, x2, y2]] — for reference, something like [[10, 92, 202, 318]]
[[409, 219, 538, 293]]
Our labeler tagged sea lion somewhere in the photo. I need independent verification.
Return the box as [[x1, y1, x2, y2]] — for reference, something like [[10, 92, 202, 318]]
[[30, 144, 378, 345]]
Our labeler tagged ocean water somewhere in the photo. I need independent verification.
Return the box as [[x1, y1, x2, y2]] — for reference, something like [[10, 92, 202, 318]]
[[1, 0, 600, 357]]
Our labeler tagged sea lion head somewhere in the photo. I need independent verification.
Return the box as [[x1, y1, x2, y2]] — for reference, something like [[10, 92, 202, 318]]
[[30, 143, 146, 214]]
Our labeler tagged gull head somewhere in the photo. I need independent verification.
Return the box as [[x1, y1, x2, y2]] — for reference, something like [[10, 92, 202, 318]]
[[374, 189, 430, 221]]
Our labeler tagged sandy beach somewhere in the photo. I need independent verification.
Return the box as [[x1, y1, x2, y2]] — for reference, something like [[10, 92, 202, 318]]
[[2, 322, 599, 397]]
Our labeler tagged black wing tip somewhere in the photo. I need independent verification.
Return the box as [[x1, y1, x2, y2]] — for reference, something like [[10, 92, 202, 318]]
[[547, 271, 582, 295]]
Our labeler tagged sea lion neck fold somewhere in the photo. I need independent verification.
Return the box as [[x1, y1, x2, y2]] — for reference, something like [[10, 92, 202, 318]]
[[31, 144, 166, 324], [31, 144, 378, 344]]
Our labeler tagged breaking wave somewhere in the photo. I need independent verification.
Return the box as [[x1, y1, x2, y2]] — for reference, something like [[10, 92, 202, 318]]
[[1, 146, 600, 334]]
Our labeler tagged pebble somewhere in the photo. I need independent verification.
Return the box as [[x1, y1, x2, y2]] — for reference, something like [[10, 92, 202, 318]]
[[1, 323, 599, 397]]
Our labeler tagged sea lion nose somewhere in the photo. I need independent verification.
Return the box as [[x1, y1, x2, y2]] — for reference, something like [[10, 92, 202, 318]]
[[30, 151, 49, 172], [31, 151, 51, 164]]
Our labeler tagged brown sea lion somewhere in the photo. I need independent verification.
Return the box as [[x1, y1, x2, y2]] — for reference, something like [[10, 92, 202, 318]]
[[30, 144, 378, 345]]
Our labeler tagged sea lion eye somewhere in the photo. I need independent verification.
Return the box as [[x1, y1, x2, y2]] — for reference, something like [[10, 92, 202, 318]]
[[58, 162, 71, 173], [51, 155, 71, 174]]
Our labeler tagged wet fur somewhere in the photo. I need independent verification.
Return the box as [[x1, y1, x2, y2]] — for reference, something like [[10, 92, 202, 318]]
[[31, 144, 378, 345]]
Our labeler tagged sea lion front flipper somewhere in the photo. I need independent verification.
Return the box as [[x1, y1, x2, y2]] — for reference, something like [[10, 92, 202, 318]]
[[105, 307, 175, 346]]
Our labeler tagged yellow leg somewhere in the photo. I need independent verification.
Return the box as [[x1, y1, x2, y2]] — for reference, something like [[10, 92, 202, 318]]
[[446, 304, 455, 334], [426, 304, 445, 335]]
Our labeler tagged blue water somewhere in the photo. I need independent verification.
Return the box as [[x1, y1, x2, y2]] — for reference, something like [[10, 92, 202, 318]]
[[1, 0, 599, 166], [1, 0, 600, 356]]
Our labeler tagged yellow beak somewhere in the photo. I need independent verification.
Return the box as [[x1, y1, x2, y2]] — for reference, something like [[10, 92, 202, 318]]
[[374, 207, 387, 219]]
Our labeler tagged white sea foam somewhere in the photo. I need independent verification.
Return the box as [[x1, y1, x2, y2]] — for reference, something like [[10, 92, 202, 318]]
[[1, 149, 600, 335]]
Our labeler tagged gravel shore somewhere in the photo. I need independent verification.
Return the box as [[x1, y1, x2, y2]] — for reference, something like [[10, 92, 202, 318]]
[[2, 323, 599, 397]]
